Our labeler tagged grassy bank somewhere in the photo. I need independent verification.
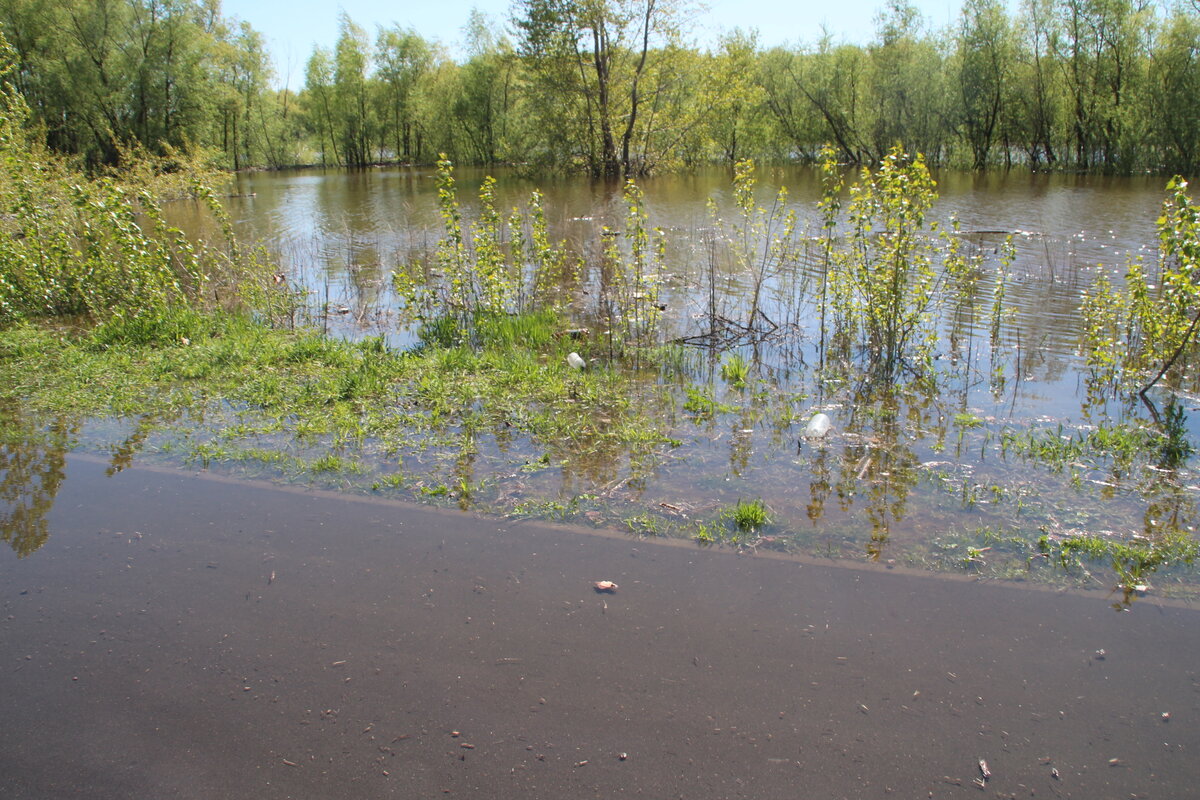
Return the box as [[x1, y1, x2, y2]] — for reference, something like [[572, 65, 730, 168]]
[[0, 308, 676, 486]]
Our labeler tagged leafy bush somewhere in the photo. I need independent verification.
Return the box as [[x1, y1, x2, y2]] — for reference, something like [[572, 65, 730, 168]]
[[391, 156, 577, 345], [0, 32, 263, 341]]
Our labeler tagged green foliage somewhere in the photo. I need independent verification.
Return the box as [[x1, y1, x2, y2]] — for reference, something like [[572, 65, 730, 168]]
[[1080, 271, 1128, 392], [512, 0, 682, 176], [953, 412, 984, 429], [1159, 399, 1194, 469], [2, 0, 1200, 173], [375, 25, 434, 163], [696, 159, 797, 344], [392, 157, 579, 343], [720, 353, 751, 388], [1001, 421, 1164, 478], [1040, 530, 1200, 594], [0, 0, 301, 170], [989, 237, 1014, 348], [598, 179, 668, 348], [0, 32, 261, 339], [683, 385, 734, 419], [721, 498, 771, 532], [1080, 177, 1200, 394], [829, 147, 940, 371], [815, 143, 844, 352]]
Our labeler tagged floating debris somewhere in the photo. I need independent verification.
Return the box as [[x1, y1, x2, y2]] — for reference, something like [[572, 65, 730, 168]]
[[803, 412, 832, 439], [593, 580, 618, 593]]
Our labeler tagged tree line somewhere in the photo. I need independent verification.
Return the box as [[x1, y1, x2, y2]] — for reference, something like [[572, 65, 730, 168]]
[[2, 0, 1199, 175]]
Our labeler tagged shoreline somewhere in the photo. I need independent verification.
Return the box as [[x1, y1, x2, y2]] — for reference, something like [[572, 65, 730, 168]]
[[66, 453, 1200, 611]]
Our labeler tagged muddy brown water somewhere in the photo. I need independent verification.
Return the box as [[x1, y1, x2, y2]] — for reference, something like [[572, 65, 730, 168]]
[[2, 457, 1198, 798], [217, 165, 1173, 355]]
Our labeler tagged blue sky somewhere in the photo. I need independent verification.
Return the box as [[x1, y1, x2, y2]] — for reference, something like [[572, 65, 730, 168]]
[[220, 0, 967, 84]]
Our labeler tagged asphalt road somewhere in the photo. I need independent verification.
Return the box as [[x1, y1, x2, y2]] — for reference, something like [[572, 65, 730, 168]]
[[2, 457, 1197, 798]]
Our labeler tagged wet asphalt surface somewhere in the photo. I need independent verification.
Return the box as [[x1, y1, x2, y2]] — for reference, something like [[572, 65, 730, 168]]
[[2, 456, 1198, 798]]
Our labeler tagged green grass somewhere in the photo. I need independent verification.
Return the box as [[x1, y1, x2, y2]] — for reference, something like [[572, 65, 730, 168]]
[[720, 353, 751, 388], [1040, 530, 1200, 589], [0, 308, 677, 539], [723, 498, 771, 532]]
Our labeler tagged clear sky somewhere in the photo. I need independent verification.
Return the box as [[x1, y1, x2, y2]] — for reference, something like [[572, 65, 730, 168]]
[[220, 0, 967, 85]]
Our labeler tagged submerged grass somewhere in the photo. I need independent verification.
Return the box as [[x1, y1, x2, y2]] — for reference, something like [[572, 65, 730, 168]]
[[0, 308, 676, 508]]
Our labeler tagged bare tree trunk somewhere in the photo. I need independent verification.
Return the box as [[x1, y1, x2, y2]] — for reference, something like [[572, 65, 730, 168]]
[[621, 0, 655, 177]]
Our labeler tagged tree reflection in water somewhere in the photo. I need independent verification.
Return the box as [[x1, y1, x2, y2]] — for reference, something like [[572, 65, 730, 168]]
[[0, 407, 164, 557], [0, 408, 73, 557]]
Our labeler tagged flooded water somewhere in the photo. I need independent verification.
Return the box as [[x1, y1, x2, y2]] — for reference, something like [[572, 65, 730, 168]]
[[213, 167, 1197, 588], [222, 165, 1169, 351], [4, 167, 1200, 796], [7, 165, 1200, 585], [7, 165, 1200, 591]]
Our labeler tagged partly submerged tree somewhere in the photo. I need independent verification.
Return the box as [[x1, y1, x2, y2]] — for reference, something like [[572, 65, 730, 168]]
[[512, 0, 682, 177], [956, 0, 1014, 168], [375, 24, 434, 163]]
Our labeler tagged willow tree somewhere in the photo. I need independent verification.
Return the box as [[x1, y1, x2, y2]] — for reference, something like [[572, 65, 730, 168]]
[[450, 10, 518, 164], [0, 0, 228, 166], [302, 47, 339, 165], [332, 14, 376, 166], [210, 21, 276, 169], [867, 1, 952, 163], [1012, 0, 1062, 166], [1056, 0, 1153, 170], [375, 25, 433, 163], [956, 0, 1014, 168], [1149, 9, 1200, 172], [512, 0, 680, 177], [759, 37, 874, 164]]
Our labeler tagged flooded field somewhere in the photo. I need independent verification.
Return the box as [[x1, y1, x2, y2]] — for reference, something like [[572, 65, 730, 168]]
[[5, 163, 1200, 600]]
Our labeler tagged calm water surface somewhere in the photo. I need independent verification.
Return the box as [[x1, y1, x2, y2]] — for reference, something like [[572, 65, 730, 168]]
[[223, 165, 1169, 351], [5, 165, 1199, 595]]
